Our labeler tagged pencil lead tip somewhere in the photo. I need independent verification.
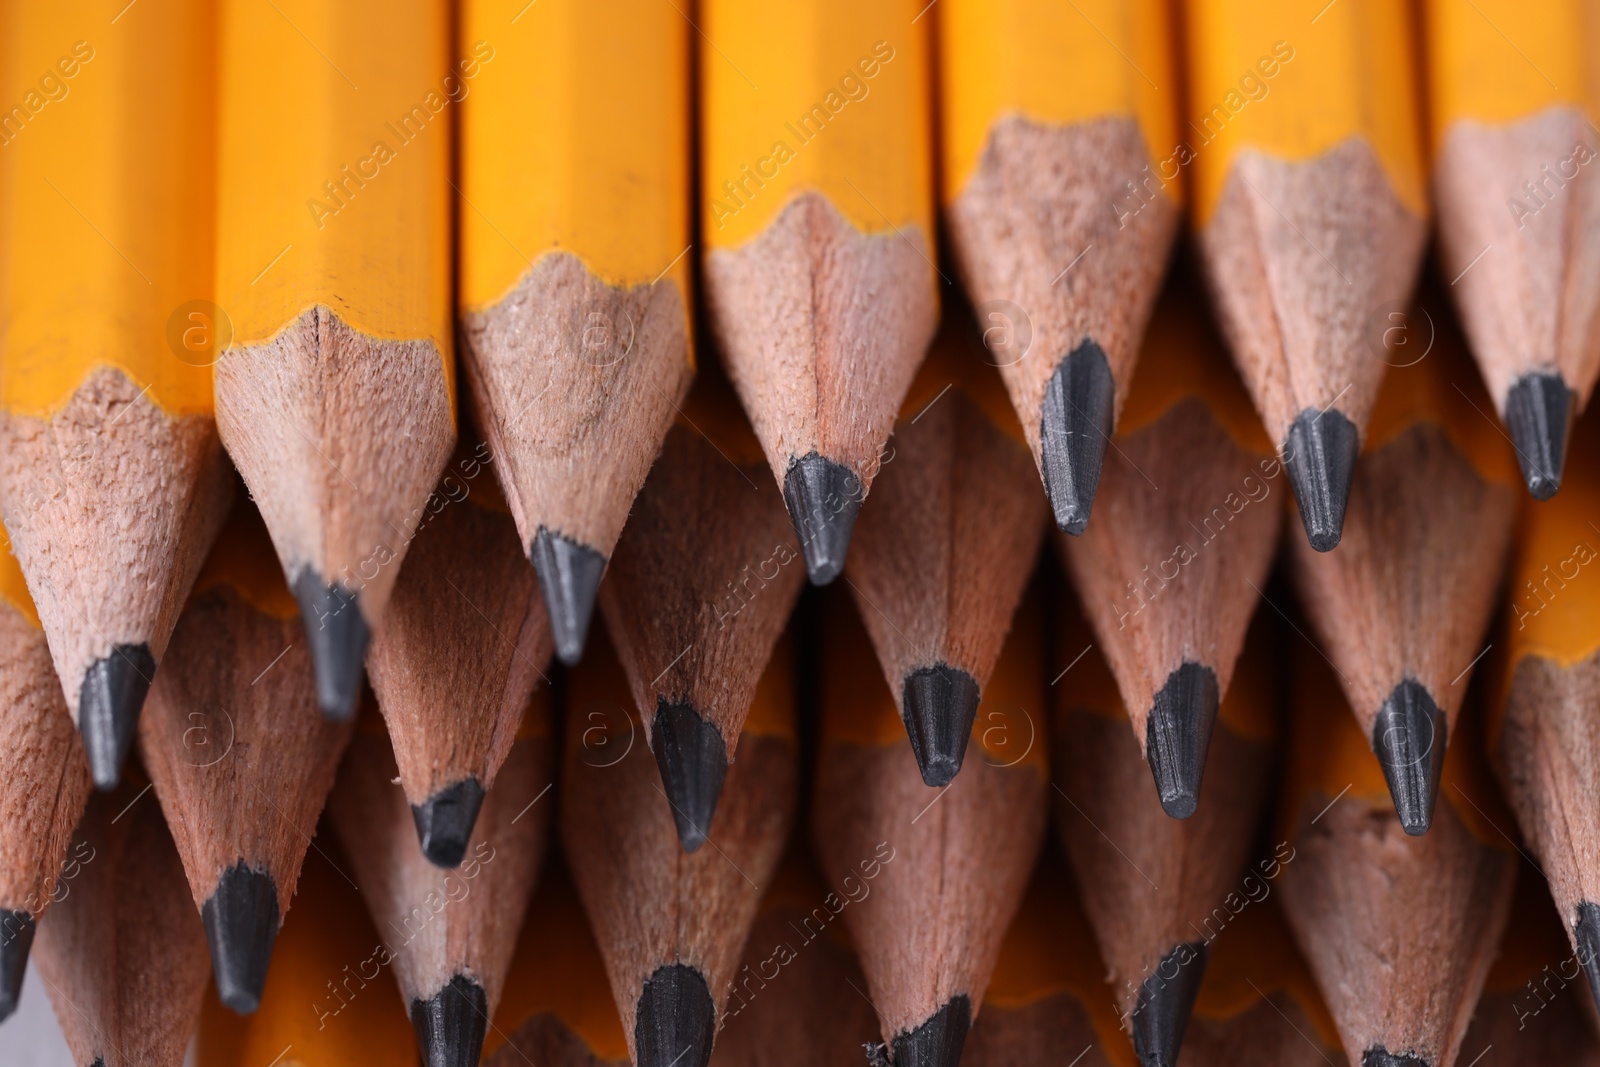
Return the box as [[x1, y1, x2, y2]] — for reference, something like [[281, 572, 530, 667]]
[[1373, 679, 1446, 836], [411, 974, 488, 1067], [1505, 371, 1572, 500], [901, 666, 980, 787], [883, 994, 971, 1067], [411, 778, 486, 868], [1284, 407, 1358, 552], [1145, 662, 1219, 820], [651, 701, 728, 853], [1133, 941, 1208, 1067], [78, 644, 155, 790], [291, 571, 369, 722], [0, 910, 36, 1022], [783, 453, 863, 585], [1040, 340, 1115, 536], [531, 529, 606, 666], [1574, 902, 1600, 1018], [202, 864, 280, 1015], [1361, 1048, 1429, 1066], [634, 963, 715, 1067]]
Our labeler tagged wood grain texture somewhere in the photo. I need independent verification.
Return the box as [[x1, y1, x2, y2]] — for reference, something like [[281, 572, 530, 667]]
[[1436, 108, 1600, 410], [703, 191, 937, 490], [366, 486, 550, 804], [329, 722, 552, 1016], [33, 785, 211, 1067], [945, 116, 1180, 464], [213, 306, 454, 625], [0, 601, 90, 922], [561, 625, 795, 1061], [1198, 142, 1427, 446], [0, 365, 232, 716], [462, 251, 693, 558]]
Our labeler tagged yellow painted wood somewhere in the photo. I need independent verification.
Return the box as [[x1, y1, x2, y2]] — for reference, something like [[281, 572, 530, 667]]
[[701, 0, 932, 248], [460, 0, 691, 314], [0, 1, 215, 417], [0, 522, 41, 630], [938, 0, 1180, 204]]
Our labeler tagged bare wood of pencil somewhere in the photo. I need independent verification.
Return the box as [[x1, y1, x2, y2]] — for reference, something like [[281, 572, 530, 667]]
[[140, 498, 354, 1017], [597, 367, 803, 852], [330, 692, 553, 1067], [1279, 645, 1514, 1067], [561, 621, 796, 1067], [365, 438, 552, 868], [813, 588, 1047, 1067], [31, 779, 212, 1067], [1053, 594, 1277, 1067], [845, 303, 1047, 788], [1061, 267, 1280, 819], [1290, 281, 1518, 836], [0, 524, 92, 1022]]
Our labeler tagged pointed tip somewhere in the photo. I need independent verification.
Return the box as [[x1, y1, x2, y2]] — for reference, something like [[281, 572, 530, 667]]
[[411, 974, 489, 1067], [1373, 680, 1446, 836], [411, 779, 486, 868], [634, 963, 715, 1067], [1283, 407, 1358, 552], [1132, 941, 1208, 1067], [1144, 663, 1220, 820], [78, 644, 155, 791], [291, 571, 369, 722], [651, 702, 728, 853], [782, 452, 863, 585], [1574, 902, 1600, 1020], [901, 666, 980, 788], [1362, 1049, 1429, 1067], [885, 995, 972, 1067], [1505, 371, 1573, 500], [1040, 340, 1115, 536], [202, 864, 281, 1015], [0, 909, 36, 1023], [531, 529, 606, 666]]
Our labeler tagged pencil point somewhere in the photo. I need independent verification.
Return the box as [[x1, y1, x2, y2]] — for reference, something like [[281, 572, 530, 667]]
[[1283, 407, 1357, 552], [0, 910, 35, 1022], [1574, 902, 1600, 1019], [411, 974, 488, 1067], [202, 863, 280, 1015], [1505, 371, 1572, 500], [876, 994, 971, 1067], [1144, 662, 1219, 820], [1373, 679, 1446, 837], [634, 963, 715, 1067], [1361, 1049, 1428, 1066], [782, 452, 863, 585], [291, 570, 369, 722], [651, 701, 728, 853], [1040, 340, 1115, 536], [1132, 941, 1207, 1067], [78, 643, 155, 790], [901, 666, 980, 787], [531, 528, 606, 666], [411, 778, 486, 868]]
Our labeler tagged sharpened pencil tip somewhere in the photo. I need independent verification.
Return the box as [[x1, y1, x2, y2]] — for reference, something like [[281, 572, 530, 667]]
[[1575, 903, 1600, 1020], [1505, 371, 1573, 500], [1362, 1048, 1428, 1066], [1284, 407, 1358, 552], [634, 963, 715, 1067], [651, 701, 728, 853], [1040, 340, 1115, 536], [411, 779, 486, 868], [0, 909, 36, 1023], [78, 644, 155, 791], [1133, 941, 1207, 1067], [291, 571, 369, 722], [1373, 679, 1446, 836], [411, 974, 488, 1067], [202, 864, 280, 1015], [531, 529, 606, 666], [901, 666, 980, 787], [1145, 662, 1219, 820], [782, 453, 863, 585], [868, 994, 971, 1067]]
